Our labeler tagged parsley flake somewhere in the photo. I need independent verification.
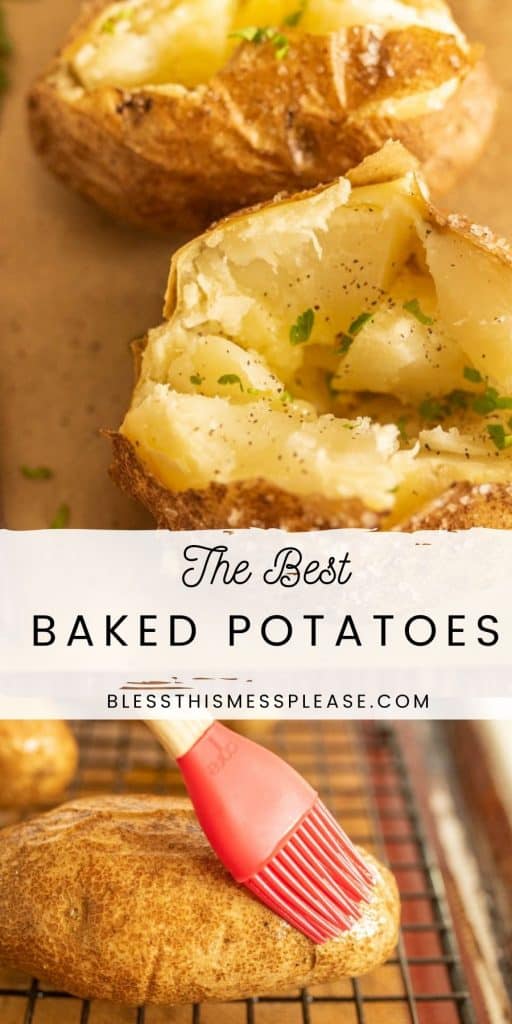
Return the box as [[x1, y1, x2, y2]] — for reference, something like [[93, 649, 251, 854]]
[[290, 308, 314, 345], [20, 465, 53, 480], [0, 5, 12, 95], [397, 417, 409, 443], [50, 503, 70, 529], [230, 24, 290, 58], [218, 373, 244, 391], [348, 312, 373, 336], [283, 0, 307, 26], [336, 332, 354, 355], [403, 299, 435, 326], [472, 387, 499, 415], [419, 398, 444, 422], [336, 311, 372, 354], [190, 373, 205, 386], [463, 366, 484, 384], [446, 389, 469, 411], [487, 424, 512, 450], [325, 372, 341, 397], [100, 10, 129, 33]]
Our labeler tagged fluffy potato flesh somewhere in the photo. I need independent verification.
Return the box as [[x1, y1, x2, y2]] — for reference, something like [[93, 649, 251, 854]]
[[70, 0, 464, 90], [121, 146, 512, 524]]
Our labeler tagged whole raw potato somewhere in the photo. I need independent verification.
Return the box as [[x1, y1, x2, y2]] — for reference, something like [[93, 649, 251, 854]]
[[0, 721, 78, 809], [0, 795, 399, 1005]]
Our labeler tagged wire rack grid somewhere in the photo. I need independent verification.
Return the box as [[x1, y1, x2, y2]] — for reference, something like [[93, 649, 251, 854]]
[[0, 720, 479, 1024]]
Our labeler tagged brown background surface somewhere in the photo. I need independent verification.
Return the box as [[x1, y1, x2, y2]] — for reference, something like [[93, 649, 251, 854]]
[[1, 0, 511, 530]]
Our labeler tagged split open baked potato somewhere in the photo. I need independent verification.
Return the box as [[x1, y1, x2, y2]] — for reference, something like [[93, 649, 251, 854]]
[[0, 795, 399, 1004], [112, 143, 512, 531], [28, 0, 496, 231]]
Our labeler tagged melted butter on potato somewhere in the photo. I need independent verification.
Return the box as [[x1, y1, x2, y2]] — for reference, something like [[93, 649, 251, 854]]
[[69, 0, 464, 91], [121, 144, 512, 521]]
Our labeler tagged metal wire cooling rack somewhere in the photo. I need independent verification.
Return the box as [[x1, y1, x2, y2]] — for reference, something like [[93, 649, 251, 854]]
[[0, 721, 479, 1024]]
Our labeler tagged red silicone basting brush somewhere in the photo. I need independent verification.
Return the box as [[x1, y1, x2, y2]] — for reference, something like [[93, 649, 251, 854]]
[[147, 718, 376, 943]]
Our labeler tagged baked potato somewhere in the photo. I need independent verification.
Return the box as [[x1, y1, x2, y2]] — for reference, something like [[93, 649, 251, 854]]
[[111, 143, 512, 531], [0, 795, 399, 1004], [28, 0, 496, 232], [0, 721, 78, 810]]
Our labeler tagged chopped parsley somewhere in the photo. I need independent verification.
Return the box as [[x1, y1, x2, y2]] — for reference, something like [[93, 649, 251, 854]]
[[336, 311, 372, 355], [463, 365, 484, 384], [471, 387, 512, 415], [397, 417, 409, 443], [246, 386, 293, 403], [100, 10, 129, 33], [230, 25, 290, 59], [417, 372, 512, 425], [336, 333, 354, 355], [283, 0, 308, 26], [348, 312, 373, 336], [290, 308, 314, 345], [325, 372, 341, 397], [0, 4, 12, 95], [50, 503, 70, 529], [487, 424, 512, 451], [419, 398, 444, 422], [190, 373, 205, 386], [496, 395, 512, 409], [20, 465, 53, 480], [472, 386, 500, 415], [100, 16, 118, 33], [403, 299, 435, 326], [446, 389, 469, 411], [218, 373, 244, 391]]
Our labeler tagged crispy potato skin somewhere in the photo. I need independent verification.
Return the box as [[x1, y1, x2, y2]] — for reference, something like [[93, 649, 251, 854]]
[[27, 1, 496, 233], [0, 721, 78, 809], [397, 482, 512, 531], [0, 795, 399, 1005], [109, 431, 381, 531], [111, 431, 512, 531]]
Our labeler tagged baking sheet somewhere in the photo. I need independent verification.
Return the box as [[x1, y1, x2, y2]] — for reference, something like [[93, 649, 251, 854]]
[[1, 0, 512, 530]]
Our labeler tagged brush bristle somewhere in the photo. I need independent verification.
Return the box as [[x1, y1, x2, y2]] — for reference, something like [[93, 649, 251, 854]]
[[245, 799, 376, 943]]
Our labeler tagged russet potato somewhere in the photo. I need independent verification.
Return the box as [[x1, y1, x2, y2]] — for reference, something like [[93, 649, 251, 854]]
[[0, 795, 399, 1004]]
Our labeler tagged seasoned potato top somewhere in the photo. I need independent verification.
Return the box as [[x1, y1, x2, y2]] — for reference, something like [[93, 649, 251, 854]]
[[0, 795, 399, 1004]]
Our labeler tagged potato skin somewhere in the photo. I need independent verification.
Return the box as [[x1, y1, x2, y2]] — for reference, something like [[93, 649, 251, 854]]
[[0, 795, 399, 1005], [27, 1, 496, 233], [0, 721, 78, 809], [397, 482, 512, 531]]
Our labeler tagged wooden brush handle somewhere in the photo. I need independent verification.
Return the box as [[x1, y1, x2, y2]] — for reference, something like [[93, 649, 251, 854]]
[[146, 718, 215, 759]]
